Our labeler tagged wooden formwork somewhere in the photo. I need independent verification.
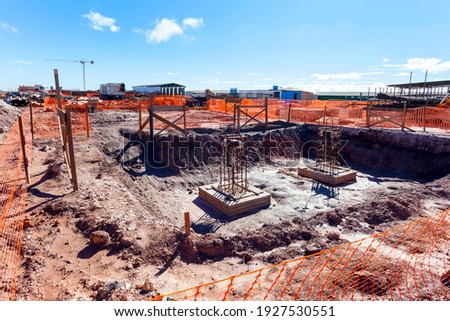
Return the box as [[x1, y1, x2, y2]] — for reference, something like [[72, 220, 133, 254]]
[[198, 184, 271, 217], [297, 166, 356, 186]]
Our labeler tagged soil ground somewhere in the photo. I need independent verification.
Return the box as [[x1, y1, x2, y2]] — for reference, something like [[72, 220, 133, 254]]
[[1, 107, 448, 300]]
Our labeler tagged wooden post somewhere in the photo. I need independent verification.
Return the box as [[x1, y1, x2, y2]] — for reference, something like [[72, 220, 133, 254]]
[[183, 105, 187, 134], [65, 107, 78, 191], [366, 102, 372, 128], [401, 101, 407, 131], [138, 103, 142, 138], [85, 105, 91, 138], [29, 104, 34, 141], [18, 116, 31, 184], [184, 212, 190, 235], [287, 103, 292, 123], [237, 105, 241, 133], [54, 69, 62, 110], [423, 106, 426, 132], [149, 108, 154, 141], [264, 98, 268, 127]]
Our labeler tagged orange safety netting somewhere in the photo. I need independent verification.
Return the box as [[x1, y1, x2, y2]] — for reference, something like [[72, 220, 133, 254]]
[[32, 100, 90, 138], [207, 99, 450, 131], [153, 208, 450, 301], [0, 108, 32, 301]]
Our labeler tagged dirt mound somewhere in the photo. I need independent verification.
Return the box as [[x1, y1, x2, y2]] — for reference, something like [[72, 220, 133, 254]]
[[0, 100, 24, 139], [190, 219, 318, 261]]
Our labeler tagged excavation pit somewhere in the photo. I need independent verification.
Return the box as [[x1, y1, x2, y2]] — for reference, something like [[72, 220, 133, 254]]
[[198, 184, 271, 217]]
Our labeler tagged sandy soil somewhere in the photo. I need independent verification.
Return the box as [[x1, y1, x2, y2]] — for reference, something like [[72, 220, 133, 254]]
[[7, 108, 450, 300]]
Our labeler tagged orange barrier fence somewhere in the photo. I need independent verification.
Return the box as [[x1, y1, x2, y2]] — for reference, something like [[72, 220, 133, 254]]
[[31, 101, 90, 139], [207, 99, 449, 131], [0, 108, 32, 301], [153, 208, 450, 301]]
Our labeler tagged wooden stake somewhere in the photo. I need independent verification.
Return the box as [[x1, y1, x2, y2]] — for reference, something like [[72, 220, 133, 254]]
[[265, 97, 268, 128], [287, 103, 292, 123], [85, 105, 91, 138], [423, 106, 426, 132], [366, 102, 372, 128], [184, 212, 191, 235], [138, 103, 142, 138], [54, 69, 62, 110], [18, 116, 31, 184], [29, 104, 34, 141], [65, 107, 78, 191], [401, 101, 407, 131]]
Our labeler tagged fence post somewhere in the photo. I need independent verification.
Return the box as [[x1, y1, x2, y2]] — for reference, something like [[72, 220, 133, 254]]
[[65, 107, 78, 191], [184, 212, 191, 235], [29, 104, 34, 141], [401, 101, 407, 131], [85, 105, 91, 138], [287, 103, 292, 123], [423, 106, 426, 132], [366, 102, 372, 128], [265, 98, 268, 127], [138, 103, 142, 138], [18, 116, 31, 184]]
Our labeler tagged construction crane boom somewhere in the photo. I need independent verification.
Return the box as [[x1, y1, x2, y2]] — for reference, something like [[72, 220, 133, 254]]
[[44, 58, 94, 91]]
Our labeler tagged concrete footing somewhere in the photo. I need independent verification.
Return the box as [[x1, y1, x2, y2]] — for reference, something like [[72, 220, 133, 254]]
[[297, 166, 357, 186], [198, 184, 271, 217]]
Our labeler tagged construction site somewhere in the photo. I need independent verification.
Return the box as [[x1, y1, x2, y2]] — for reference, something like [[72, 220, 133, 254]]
[[1, 71, 450, 302]]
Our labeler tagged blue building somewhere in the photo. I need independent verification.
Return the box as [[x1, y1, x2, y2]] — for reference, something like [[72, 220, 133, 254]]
[[239, 86, 315, 100]]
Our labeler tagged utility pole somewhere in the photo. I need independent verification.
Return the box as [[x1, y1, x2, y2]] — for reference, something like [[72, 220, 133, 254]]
[[45, 59, 94, 91]]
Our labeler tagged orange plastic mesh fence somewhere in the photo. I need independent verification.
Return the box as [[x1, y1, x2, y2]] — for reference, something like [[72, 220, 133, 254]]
[[152, 208, 450, 301], [207, 99, 449, 130], [0, 108, 32, 301], [32, 101, 89, 138]]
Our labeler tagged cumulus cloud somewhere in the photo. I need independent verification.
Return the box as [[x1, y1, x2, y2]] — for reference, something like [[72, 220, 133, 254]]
[[182, 17, 204, 29], [0, 22, 18, 32], [311, 72, 383, 81], [394, 72, 411, 77], [403, 58, 450, 73], [82, 10, 120, 32], [142, 17, 204, 43], [383, 58, 389, 63], [146, 18, 184, 43], [246, 72, 261, 76], [13, 59, 32, 64], [383, 57, 450, 73], [168, 71, 180, 75]]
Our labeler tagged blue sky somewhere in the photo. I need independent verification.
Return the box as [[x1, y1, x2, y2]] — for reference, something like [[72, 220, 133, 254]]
[[1, 0, 450, 93]]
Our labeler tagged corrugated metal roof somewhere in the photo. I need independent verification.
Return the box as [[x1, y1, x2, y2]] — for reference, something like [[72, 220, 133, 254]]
[[387, 80, 450, 88], [133, 83, 185, 88]]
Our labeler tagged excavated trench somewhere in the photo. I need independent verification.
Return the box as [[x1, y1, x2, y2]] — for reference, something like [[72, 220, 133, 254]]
[[110, 122, 450, 263]]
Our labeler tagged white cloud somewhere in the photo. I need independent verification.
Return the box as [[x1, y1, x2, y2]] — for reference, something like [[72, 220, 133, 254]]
[[13, 59, 32, 64], [82, 11, 120, 32], [0, 22, 18, 32], [383, 57, 450, 73], [246, 72, 261, 76], [383, 58, 389, 63], [403, 58, 450, 73], [168, 72, 180, 76], [182, 17, 204, 29], [311, 72, 383, 81], [301, 82, 386, 94], [394, 72, 411, 77], [146, 18, 184, 43]]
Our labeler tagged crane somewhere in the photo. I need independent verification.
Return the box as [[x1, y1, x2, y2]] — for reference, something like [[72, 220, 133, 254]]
[[44, 59, 94, 91]]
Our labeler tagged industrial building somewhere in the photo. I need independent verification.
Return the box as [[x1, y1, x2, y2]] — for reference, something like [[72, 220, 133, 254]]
[[132, 83, 186, 95], [239, 86, 315, 100], [316, 92, 375, 101]]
